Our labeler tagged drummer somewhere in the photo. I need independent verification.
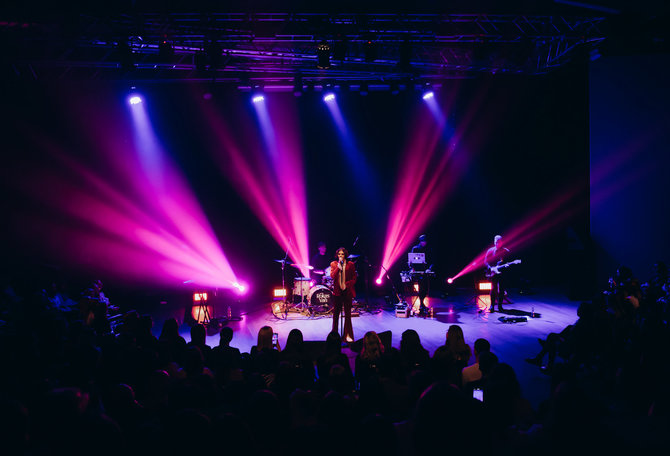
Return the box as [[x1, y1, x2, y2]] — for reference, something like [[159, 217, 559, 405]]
[[310, 241, 331, 283]]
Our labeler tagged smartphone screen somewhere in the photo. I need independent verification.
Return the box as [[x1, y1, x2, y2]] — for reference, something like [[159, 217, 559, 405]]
[[272, 333, 278, 345], [473, 388, 483, 402]]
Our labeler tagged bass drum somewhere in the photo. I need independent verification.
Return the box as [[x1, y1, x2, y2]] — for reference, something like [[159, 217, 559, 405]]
[[307, 285, 334, 313], [322, 266, 334, 288]]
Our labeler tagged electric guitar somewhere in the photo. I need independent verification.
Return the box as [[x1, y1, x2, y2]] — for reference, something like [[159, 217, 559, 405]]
[[486, 259, 522, 278]]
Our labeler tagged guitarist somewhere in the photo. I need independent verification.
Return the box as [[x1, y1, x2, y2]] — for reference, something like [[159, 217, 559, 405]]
[[485, 235, 511, 312]]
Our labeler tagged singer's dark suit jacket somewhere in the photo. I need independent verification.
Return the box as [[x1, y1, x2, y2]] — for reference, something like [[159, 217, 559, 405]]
[[330, 260, 357, 297]]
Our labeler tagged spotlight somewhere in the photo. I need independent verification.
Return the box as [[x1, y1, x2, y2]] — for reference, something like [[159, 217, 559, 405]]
[[128, 95, 142, 105], [252, 95, 265, 103], [193, 292, 208, 302], [233, 282, 247, 295], [375, 277, 383, 285], [478, 281, 492, 292], [422, 91, 434, 100], [317, 40, 331, 69], [273, 288, 287, 299], [323, 92, 335, 102], [447, 278, 454, 284]]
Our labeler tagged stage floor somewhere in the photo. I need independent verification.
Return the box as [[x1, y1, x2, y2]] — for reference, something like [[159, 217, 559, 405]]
[[149, 287, 581, 409]]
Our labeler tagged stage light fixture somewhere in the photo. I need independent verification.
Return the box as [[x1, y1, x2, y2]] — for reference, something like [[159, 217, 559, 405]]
[[364, 40, 377, 62], [232, 282, 247, 294], [447, 278, 454, 284], [193, 292, 208, 302], [252, 95, 265, 103], [128, 95, 142, 105], [317, 40, 331, 69], [478, 281, 492, 292], [273, 288, 287, 299], [323, 92, 335, 102], [375, 278, 383, 285], [158, 38, 174, 61], [422, 90, 434, 100]]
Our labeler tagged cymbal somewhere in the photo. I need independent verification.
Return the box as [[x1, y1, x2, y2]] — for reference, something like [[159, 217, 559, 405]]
[[290, 263, 314, 270], [274, 259, 292, 264], [347, 254, 360, 259]]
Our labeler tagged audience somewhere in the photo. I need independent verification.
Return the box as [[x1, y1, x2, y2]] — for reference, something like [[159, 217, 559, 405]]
[[462, 337, 491, 386], [2, 261, 668, 455], [431, 324, 472, 386]]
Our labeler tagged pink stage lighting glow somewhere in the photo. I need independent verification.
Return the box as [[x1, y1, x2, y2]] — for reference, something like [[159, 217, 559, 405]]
[[375, 278, 382, 285], [12, 91, 242, 290], [376, 91, 465, 283], [448, 181, 588, 284], [197, 93, 310, 277]]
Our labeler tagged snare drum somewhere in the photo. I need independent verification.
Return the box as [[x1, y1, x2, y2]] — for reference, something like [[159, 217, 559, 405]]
[[292, 277, 311, 299], [322, 266, 334, 288], [307, 285, 334, 311]]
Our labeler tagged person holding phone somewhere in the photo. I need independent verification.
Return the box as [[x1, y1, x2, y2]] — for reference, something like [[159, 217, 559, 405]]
[[330, 247, 357, 343], [250, 326, 281, 383]]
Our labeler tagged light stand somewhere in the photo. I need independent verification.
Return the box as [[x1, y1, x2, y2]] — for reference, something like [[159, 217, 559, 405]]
[[379, 264, 406, 307]]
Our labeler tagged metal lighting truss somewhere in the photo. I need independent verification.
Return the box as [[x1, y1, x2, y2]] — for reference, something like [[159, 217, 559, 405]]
[[3, 13, 607, 84]]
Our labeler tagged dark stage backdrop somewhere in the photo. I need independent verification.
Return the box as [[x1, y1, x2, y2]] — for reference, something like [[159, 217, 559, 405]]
[[590, 54, 670, 284], [0, 64, 589, 305]]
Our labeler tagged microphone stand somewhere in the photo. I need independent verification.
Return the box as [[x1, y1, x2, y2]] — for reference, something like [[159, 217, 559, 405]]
[[350, 235, 372, 312], [282, 245, 290, 319]]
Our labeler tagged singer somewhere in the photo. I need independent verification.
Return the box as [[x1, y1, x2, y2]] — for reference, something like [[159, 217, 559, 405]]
[[330, 247, 357, 343]]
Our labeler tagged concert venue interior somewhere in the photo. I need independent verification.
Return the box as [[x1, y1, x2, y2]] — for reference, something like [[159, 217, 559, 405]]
[[1, 2, 669, 454]]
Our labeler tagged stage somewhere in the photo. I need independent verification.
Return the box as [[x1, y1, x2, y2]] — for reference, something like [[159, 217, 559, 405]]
[[148, 286, 582, 408]]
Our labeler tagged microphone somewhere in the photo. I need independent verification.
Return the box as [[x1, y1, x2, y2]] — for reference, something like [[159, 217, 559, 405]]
[[353, 236, 359, 247]]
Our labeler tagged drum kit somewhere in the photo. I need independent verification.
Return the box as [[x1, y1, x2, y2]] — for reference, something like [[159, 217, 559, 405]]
[[274, 254, 360, 316]]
